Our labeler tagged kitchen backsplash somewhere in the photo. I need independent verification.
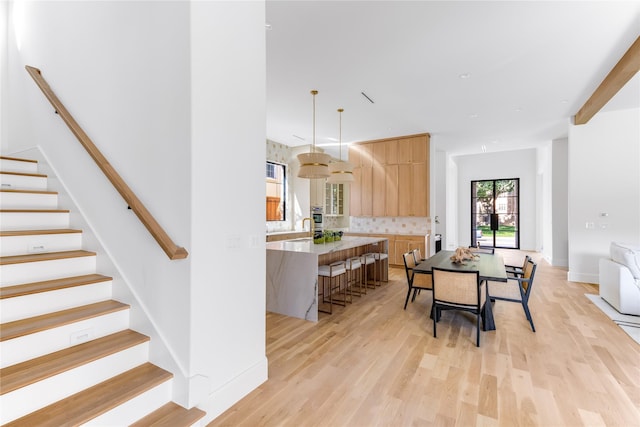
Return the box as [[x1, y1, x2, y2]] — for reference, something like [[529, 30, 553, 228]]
[[350, 216, 431, 235], [266, 139, 292, 165]]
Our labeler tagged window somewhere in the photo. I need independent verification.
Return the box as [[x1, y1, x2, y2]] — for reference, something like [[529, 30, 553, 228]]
[[325, 183, 344, 216], [266, 162, 286, 221]]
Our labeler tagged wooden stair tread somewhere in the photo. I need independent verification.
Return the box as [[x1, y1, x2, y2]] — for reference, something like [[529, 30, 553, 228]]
[[0, 249, 95, 266], [0, 171, 47, 178], [3, 362, 172, 427], [1, 274, 112, 299], [0, 228, 82, 237], [0, 189, 57, 195], [0, 156, 38, 164], [0, 329, 149, 395], [0, 209, 69, 213], [0, 300, 129, 342], [131, 402, 207, 427]]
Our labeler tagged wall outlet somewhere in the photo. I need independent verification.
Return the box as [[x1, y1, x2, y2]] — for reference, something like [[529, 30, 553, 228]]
[[28, 243, 46, 253], [585, 222, 595, 229], [70, 328, 94, 346]]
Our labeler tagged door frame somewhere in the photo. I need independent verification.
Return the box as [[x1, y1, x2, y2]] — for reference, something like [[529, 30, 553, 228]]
[[470, 178, 520, 249]]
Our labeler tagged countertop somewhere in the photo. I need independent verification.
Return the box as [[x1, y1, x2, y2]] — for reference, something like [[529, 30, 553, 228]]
[[266, 236, 387, 255]]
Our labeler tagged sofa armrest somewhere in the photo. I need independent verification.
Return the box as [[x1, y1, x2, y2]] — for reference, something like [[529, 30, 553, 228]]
[[599, 258, 640, 315]]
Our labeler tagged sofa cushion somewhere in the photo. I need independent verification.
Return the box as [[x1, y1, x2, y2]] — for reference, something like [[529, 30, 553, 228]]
[[610, 242, 640, 280]]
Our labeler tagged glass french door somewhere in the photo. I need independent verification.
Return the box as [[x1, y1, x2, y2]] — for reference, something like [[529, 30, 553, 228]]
[[471, 178, 519, 249]]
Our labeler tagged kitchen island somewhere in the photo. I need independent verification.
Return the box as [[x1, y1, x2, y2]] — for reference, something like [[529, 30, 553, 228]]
[[266, 236, 388, 322]]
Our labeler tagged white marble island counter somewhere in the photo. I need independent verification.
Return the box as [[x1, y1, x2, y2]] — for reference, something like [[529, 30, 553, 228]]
[[266, 236, 388, 322], [266, 236, 386, 254]]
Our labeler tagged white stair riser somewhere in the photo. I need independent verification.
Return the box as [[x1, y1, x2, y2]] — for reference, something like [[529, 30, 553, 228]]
[[0, 309, 129, 368], [0, 343, 149, 425], [1, 281, 112, 323], [0, 232, 83, 256], [0, 191, 58, 209], [0, 173, 47, 191], [83, 379, 173, 426], [0, 159, 39, 174], [0, 211, 69, 230], [0, 255, 96, 286]]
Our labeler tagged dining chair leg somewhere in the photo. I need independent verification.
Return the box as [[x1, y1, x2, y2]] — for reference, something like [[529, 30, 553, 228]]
[[403, 287, 412, 310], [476, 313, 481, 347], [432, 304, 437, 338], [522, 302, 535, 332]]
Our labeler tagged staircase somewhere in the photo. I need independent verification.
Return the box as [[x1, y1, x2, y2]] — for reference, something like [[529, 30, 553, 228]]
[[0, 156, 205, 426]]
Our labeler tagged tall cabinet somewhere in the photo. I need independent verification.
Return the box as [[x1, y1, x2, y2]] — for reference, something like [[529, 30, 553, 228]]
[[349, 133, 430, 217]]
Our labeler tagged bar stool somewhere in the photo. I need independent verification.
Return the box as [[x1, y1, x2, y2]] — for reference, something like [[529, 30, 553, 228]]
[[360, 253, 377, 289], [318, 261, 348, 314], [345, 256, 364, 297], [364, 243, 388, 287]]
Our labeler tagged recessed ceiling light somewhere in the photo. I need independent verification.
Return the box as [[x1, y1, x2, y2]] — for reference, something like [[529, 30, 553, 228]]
[[515, 107, 523, 112], [459, 73, 471, 79], [560, 99, 569, 104], [491, 140, 499, 144], [265, 23, 272, 30], [469, 113, 479, 119]]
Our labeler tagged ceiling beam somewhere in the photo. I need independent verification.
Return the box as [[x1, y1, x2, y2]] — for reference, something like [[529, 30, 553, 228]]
[[574, 36, 640, 125]]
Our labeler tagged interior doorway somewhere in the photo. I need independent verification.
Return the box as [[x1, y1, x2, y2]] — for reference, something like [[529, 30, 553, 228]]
[[471, 178, 520, 249]]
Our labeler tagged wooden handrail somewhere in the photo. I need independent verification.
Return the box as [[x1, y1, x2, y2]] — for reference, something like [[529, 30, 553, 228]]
[[25, 65, 188, 260]]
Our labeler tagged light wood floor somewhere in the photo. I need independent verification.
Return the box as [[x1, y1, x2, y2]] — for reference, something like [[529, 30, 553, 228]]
[[209, 251, 640, 426]]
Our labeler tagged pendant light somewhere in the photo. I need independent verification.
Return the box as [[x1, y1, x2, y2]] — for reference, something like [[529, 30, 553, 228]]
[[327, 108, 354, 183], [297, 90, 331, 179]]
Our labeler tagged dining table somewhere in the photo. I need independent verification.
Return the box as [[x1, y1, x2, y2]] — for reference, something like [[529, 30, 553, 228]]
[[413, 249, 508, 331]]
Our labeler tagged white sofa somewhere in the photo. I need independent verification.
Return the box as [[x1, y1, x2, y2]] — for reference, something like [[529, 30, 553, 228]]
[[599, 242, 640, 316]]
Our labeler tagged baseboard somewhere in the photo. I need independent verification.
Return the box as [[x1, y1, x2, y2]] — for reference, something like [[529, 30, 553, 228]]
[[551, 257, 568, 268], [567, 271, 599, 284], [198, 356, 268, 424]]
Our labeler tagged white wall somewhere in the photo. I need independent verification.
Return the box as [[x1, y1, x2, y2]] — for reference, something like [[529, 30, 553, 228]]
[[567, 107, 640, 283], [551, 138, 568, 266], [7, 0, 193, 379], [6, 1, 267, 420], [453, 149, 537, 250], [434, 150, 446, 239], [190, 1, 267, 420], [0, 0, 7, 152]]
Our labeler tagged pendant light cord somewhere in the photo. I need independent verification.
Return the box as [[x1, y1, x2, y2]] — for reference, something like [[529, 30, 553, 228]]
[[338, 108, 344, 161], [311, 90, 318, 154]]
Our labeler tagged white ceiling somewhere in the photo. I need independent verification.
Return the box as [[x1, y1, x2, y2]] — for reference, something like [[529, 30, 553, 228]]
[[266, 1, 640, 158]]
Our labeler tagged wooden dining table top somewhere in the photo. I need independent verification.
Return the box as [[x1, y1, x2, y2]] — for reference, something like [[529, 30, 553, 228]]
[[413, 250, 508, 282]]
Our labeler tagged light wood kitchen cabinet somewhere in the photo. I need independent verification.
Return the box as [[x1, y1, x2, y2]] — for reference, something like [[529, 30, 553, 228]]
[[361, 166, 373, 216], [394, 235, 428, 266], [385, 140, 398, 164], [361, 144, 373, 168], [349, 133, 429, 218], [398, 164, 412, 217], [348, 233, 429, 266], [372, 145, 386, 216], [350, 167, 362, 217], [384, 165, 398, 217], [412, 162, 428, 217]]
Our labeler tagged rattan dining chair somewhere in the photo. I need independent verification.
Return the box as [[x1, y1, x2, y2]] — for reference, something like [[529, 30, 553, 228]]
[[402, 251, 433, 309], [489, 258, 537, 332], [504, 255, 531, 278], [431, 267, 485, 347]]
